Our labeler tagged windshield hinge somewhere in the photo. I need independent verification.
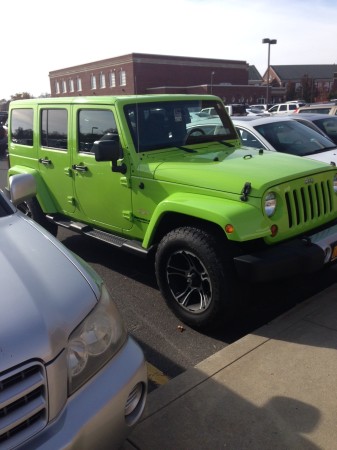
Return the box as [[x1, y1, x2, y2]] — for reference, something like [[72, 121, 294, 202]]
[[240, 182, 251, 202]]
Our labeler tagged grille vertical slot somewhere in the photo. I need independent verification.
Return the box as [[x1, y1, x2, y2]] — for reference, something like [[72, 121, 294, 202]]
[[285, 180, 333, 228]]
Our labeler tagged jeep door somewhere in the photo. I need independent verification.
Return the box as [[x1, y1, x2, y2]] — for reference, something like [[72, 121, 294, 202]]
[[71, 107, 132, 231], [37, 107, 76, 214]]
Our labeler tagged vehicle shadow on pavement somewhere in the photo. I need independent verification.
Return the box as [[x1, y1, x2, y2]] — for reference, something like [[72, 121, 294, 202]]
[[126, 372, 322, 450]]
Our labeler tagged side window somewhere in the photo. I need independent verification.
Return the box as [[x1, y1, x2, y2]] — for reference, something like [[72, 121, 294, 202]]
[[237, 128, 262, 148], [41, 109, 68, 150], [279, 105, 287, 111], [78, 109, 117, 153], [11, 108, 34, 146]]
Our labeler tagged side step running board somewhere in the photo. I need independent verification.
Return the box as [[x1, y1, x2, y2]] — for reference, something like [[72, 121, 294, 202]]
[[46, 214, 149, 257]]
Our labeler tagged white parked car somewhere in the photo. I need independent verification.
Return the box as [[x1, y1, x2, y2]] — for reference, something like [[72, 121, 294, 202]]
[[246, 104, 272, 114], [0, 174, 147, 449], [268, 102, 305, 115], [232, 115, 337, 165]]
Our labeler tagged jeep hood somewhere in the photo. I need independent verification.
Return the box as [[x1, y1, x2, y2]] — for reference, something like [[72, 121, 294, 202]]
[[0, 213, 100, 367], [152, 148, 332, 195]]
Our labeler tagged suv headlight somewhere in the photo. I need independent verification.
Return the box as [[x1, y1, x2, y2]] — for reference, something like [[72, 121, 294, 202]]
[[67, 284, 127, 395], [264, 192, 277, 217]]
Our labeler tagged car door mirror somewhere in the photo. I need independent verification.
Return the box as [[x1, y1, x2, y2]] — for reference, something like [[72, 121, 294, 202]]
[[93, 137, 127, 174]]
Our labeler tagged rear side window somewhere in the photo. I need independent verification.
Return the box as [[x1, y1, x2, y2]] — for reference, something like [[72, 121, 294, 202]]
[[11, 109, 34, 146], [41, 109, 68, 150]]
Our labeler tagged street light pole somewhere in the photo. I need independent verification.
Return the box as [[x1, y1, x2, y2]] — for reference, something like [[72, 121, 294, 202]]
[[211, 71, 215, 94], [262, 38, 277, 106]]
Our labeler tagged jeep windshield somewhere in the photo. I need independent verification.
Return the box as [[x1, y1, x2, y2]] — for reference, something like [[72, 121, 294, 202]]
[[124, 99, 237, 152]]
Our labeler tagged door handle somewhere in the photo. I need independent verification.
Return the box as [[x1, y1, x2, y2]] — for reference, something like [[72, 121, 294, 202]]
[[72, 164, 88, 172], [39, 158, 52, 165]]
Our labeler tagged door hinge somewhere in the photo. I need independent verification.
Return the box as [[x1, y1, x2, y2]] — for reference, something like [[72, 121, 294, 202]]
[[120, 176, 130, 188], [64, 167, 73, 177], [122, 210, 134, 221], [67, 196, 76, 205]]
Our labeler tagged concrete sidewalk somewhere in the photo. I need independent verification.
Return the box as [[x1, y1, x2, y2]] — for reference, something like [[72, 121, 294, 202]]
[[123, 283, 337, 450]]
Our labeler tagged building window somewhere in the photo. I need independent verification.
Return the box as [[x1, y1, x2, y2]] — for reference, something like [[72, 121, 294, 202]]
[[99, 72, 106, 89], [69, 79, 74, 92], [119, 70, 126, 86], [62, 80, 67, 93], [55, 81, 60, 94], [109, 71, 116, 87], [77, 77, 82, 92], [91, 74, 97, 90]]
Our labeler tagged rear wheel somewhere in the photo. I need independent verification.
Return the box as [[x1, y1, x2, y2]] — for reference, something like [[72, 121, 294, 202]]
[[155, 227, 235, 329], [17, 197, 58, 236]]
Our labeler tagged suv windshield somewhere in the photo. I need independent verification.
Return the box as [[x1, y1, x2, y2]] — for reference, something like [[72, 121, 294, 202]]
[[255, 120, 336, 156], [124, 100, 236, 152]]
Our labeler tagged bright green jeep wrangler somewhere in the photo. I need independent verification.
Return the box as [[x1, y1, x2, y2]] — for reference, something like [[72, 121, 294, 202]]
[[7, 94, 337, 328]]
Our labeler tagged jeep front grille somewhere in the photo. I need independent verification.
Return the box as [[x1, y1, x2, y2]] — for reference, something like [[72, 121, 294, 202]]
[[0, 362, 47, 448], [285, 180, 333, 228]]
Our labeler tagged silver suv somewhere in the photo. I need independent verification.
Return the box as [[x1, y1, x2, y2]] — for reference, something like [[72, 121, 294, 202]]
[[0, 174, 147, 449]]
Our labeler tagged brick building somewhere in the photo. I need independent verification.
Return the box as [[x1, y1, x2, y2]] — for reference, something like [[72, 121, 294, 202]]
[[262, 64, 337, 103], [49, 52, 267, 105]]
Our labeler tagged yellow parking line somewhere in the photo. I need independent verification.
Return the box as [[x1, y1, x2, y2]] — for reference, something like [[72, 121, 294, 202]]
[[146, 362, 170, 386]]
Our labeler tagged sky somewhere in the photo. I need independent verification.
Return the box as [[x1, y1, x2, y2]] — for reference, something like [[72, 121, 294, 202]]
[[1, 0, 337, 100]]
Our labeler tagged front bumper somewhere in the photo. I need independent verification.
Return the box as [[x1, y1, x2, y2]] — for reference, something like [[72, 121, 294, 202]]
[[19, 336, 147, 450], [234, 223, 337, 282]]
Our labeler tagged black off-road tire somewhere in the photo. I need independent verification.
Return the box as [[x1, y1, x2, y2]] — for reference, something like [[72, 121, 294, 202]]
[[17, 197, 58, 236], [155, 226, 234, 329]]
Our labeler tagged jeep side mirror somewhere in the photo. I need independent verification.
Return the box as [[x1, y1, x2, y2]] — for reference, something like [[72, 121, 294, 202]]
[[93, 137, 127, 174]]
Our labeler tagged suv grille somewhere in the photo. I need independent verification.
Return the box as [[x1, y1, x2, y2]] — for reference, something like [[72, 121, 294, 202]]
[[0, 362, 47, 448], [285, 180, 333, 228]]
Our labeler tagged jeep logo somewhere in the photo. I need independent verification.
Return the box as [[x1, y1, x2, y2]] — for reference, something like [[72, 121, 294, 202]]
[[305, 178, 314, 184]]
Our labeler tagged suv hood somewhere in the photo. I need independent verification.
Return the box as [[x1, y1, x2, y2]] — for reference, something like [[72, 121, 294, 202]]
[[152, 147, 333, 194], [0, 213, 100, 367]]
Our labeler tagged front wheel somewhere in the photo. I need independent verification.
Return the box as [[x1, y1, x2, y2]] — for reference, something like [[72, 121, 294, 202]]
[[17, 197, 58, 236], [155, 227, 234, 329]]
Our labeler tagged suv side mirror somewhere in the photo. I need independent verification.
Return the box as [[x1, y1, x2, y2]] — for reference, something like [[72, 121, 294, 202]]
[[93, 137, 127, 174]]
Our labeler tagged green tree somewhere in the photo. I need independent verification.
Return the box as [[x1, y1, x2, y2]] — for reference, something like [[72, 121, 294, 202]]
[[301, 75, 317, 103], [286, 81, 296, 101], [11, 92, 33, 100]]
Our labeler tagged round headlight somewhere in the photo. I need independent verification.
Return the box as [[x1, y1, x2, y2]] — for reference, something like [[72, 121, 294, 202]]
[[333, 174, 337, 193], [265, 192, 277, 217]]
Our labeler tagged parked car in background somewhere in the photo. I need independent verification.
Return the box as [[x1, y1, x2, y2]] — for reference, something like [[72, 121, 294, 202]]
[[268, 102, 305, 115], [224, 103, 248, 116], [0, 174, 147, 449], [290, 113, 337, 145], [296, 102, 337, 115], [246, 104, 272, 114], [0, 111, 8, 124], [202, 104, 248, 116], [232, 115, 337, 164]]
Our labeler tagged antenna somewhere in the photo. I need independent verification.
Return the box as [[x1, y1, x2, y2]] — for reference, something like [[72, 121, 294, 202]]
[[135, 75, 140, 153]]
